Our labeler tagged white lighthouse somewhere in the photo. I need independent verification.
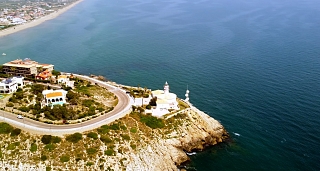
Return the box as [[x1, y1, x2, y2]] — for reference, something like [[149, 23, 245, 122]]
[[164, 81, 169, 95]]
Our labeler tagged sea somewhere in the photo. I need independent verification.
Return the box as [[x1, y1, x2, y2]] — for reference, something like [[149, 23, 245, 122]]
[[0, 0, 320, 170]]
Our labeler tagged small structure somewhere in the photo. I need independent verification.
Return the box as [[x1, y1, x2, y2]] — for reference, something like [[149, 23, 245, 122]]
[[57, 75, 74, 88], [185, 86, 190, 102], [42, 89, 67, 106], [36, 69, 52, 80], [0, 76, 24, 94]]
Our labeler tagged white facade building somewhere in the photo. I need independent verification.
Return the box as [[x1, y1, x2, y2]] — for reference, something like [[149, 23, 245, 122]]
[[57, 75, 74, 88], [42, 89, 67, 106], [0, 77, 24, 94], [150, 82, 180, 117]]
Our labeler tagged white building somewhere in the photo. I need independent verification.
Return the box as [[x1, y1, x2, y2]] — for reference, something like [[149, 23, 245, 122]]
[[150, 82, 180, 117], [57, 75, 74, 88], [0, 77, 24, 94], [42, 89, 67, 107]]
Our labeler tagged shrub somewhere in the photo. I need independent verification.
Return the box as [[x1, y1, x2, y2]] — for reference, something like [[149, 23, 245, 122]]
[[86, 162, 94, 166], [121, 134, 130, 141], [140, 115, 165, 129], [146, 105, 151, 109], [0, 122, 13, 134], [10, 128, 21, 136], [18, 106, 30, 112], [86, 148, 97, 155], [52, 136, 62, 143], [66, 132, 82, 143], [97, 125, 109, 134], [109, 123, 120, 130], [30, 143, 37, 152], [87, 132, 98, 140], [41, 135, 52, 144], [130, 127, 137, 133], [100, 135, 112, 144], [7, 143, 17, 150], [104, 149, 115, 156], [41, 155, 47, 161], [60, 155, 70, 162], [130, 143, 137, 150], [82, 99, 94, 107], [44, 144, 56, 151], [120, 125, 127, 130], [6, 102, 14, 107]]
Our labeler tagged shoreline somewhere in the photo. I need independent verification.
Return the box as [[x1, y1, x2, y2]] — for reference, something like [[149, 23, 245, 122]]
[[0, 0, 83, 38]]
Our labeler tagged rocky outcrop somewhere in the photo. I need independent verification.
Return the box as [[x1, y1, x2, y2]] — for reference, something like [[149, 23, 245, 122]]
[[126, 105, 228, 170], [0, 105, 228, 171]]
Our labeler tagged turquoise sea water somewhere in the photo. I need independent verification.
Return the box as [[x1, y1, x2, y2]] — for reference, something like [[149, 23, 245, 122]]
[[1, 0, 320, 170]]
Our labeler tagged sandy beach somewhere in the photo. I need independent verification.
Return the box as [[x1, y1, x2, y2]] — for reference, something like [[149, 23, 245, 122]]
[[0, 0, 83, 38]]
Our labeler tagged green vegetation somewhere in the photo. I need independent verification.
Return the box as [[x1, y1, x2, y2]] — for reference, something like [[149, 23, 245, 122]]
[[100, 135, 112, 144], [44, 144, 56, 151], [6, 102, 14, 107], [41, 135, 62, 144], [86, 148, 97, 155], [10, 128, 21, 136], [0, 122, 13, 134], [52, 136, 62, 143], [130, 127, 137, 133], [51, 70, 61, 77], [41, 155, 48, 161], [41, 135, 52, 144], [30, 143, 37, 152], [121, 134, 130, 141], [87, 132, 98, 140], [104, 149, 115, 156], [66, 132, 82, 143], [86, 162, 94, 166], [46, 166, 51, 171], [131, 112, 164, 129], [18, 106, 30, 112], [7, 142, 19, 150], [60, 155, 70, 162]]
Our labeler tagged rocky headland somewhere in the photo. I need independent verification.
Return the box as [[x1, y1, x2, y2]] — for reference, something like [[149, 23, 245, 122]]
[[0, 75, 228, 170]]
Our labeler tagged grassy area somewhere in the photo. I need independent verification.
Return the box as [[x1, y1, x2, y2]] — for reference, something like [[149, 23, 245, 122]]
[[0, 103, 193, 170]]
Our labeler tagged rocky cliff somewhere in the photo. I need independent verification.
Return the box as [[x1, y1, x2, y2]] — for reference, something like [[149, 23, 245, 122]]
[[0, 105, 228, 171], [126, 106, 228, 170]]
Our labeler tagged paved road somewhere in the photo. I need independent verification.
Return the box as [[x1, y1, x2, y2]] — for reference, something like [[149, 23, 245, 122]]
[[0, 74, 133, 136]]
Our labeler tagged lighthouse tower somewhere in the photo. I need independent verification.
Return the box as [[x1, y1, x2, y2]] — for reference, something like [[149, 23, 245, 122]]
[[164, 81, 169, 95]]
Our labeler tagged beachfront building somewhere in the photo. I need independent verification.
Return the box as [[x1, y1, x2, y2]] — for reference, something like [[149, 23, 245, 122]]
[[150, 82, 180, 117], [0, 76, 24, 94], [42, 89, 67, 107], [2, 58, 54, 78]]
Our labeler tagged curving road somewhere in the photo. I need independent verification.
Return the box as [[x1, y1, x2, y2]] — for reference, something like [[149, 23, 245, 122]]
[[0, 74, 133, 136]]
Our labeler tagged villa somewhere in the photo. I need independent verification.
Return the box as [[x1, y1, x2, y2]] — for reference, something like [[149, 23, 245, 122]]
[[0, 76, 24, 94], [57, 75, 75, 88], [42, 89, 67, 107]]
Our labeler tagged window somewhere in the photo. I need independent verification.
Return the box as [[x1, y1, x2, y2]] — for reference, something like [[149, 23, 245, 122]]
[[52, 99, 55, 102]]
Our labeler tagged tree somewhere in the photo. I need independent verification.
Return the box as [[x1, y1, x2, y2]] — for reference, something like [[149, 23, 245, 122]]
[[41, 135, 52, 144], [51, 70, 61, 77], [149, 97, 157, 106]]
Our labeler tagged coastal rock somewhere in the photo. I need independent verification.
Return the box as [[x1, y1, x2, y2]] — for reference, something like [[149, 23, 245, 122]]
[[126, 106, 228, 170]]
